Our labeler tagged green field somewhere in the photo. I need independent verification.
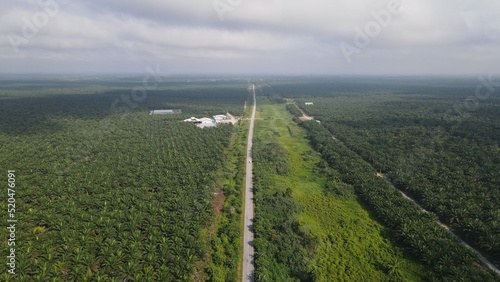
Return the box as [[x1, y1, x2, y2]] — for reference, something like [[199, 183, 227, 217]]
[[252, 97, 425, 281]]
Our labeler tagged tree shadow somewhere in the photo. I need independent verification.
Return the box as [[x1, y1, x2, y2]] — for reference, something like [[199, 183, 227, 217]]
[[247, 223, 254, 234]]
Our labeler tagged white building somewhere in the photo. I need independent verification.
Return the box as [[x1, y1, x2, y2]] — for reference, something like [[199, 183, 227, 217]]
[[183, 117, 216, 128], [305, 102, 314, 105], [198, 118, 215, 124], [213, 115, 227, 121], [196, 118, 216, 128], [184, 117, 199, 122], [150, 109, 182, 115]]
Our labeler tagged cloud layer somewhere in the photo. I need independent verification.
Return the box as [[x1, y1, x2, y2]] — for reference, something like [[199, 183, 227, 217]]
[[1, 0, 499, 74]]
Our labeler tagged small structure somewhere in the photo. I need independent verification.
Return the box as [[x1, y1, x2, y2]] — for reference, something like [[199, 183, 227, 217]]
[[150, 109, 182, 115], [213, 114, 227, 121], [183, 117, 196, 122], [184, 117, 216, 128], [305, 102, 314, 105], [196, 118, 216, 128], [198, 118, 215, 124], [217, 113, 238, 125]]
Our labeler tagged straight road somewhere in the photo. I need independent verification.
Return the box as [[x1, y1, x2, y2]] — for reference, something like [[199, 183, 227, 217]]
[[242, 84, 256, 281]]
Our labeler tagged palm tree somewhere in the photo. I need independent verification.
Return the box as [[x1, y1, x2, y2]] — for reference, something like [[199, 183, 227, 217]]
[[52, 259, 71, 276], [155, 265, 170, 281], [386, 257, 404, 281], [119, 260, 140, 281]]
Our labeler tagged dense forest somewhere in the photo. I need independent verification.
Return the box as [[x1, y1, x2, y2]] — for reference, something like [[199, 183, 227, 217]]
[[0, 78, 248, 281]]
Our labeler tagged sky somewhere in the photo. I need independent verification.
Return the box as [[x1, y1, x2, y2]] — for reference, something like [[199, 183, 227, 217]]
[[1, 0, 499, 75]]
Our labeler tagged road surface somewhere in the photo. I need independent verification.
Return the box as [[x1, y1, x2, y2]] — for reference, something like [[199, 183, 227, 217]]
[[242, 84, 256, 281], [292, 103, 314, 121]]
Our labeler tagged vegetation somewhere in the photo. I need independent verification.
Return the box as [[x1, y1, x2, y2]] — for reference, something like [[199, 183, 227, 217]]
[[287, 80, 500, 262], [299, 120, 498, 281], [2, 75, 498, 281], [253, 99, 426, 282], [0, 78, 248, 281], [252, 127, 314, 281], [271, 76, 499, 280], [207, 117, 249, 282]]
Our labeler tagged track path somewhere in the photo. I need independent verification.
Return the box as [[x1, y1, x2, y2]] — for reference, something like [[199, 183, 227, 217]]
[[376, 173, 500, 276]]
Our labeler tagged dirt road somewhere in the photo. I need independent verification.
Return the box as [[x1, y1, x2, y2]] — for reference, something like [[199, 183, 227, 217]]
[[293, 103, 314, 121], [376, 172, 500, 275]]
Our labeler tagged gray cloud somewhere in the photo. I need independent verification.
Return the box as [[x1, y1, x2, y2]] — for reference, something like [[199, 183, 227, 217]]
[[1, 0, 499, 75]]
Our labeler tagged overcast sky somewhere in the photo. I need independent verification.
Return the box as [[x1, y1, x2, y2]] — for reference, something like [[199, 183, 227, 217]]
[[1, 0, 499, 75]]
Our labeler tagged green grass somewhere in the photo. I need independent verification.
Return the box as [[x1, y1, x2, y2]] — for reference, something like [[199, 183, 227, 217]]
[[254, 98, 426, 281]]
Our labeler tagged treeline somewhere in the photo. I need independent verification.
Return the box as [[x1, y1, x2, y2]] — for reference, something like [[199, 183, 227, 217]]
[[269, 76, 480, 99], [0, 81, 249, 134], [252, 140, 314, 281], [285, 104, 303, 119], [299, 120, 499, 281]]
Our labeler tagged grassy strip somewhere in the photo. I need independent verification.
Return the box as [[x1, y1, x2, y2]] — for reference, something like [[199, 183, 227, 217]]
[[253, 138, 313, 281], [207, 122, 249, 280], [253, 100, 426, 281]]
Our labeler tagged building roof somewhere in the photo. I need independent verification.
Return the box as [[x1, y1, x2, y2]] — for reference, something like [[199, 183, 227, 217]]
[[150, 109, 176, 114], [196, 123, 217, 128], [150, 109, 182, 115], [184, 117, 216, 126]]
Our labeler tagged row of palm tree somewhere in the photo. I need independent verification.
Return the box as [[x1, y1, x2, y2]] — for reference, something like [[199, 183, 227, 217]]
[[0, 107, 236, 280], [300, 120, 499, 281], [295, 92, 500, 263]]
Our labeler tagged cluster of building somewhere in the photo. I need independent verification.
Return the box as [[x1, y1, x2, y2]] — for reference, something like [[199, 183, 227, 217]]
[[150, 109, 235, 128], [183, 114, 228, 128]]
